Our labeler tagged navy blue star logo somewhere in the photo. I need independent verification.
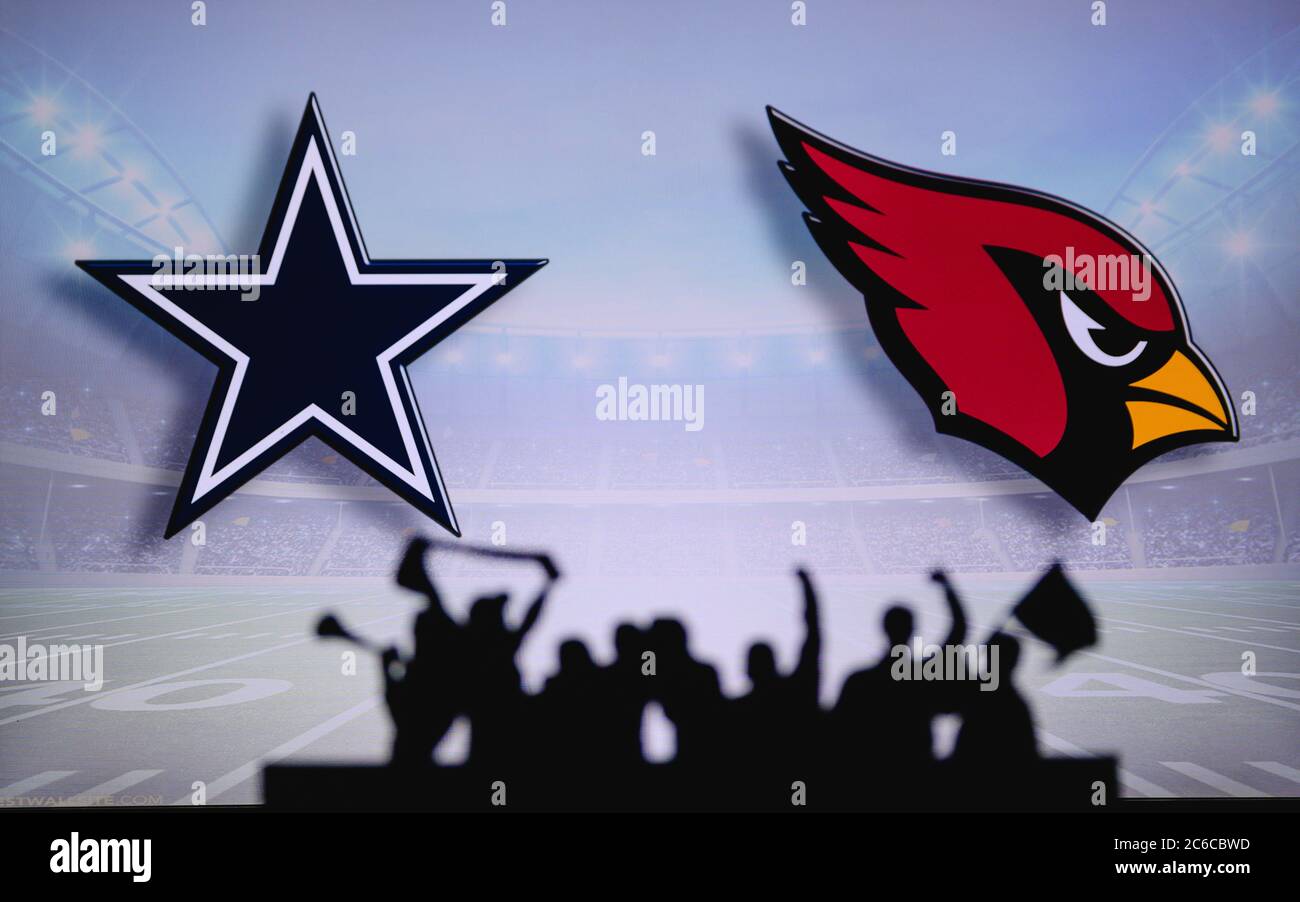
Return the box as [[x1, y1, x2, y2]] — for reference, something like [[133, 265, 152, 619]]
[[78, 96, 545, 538]]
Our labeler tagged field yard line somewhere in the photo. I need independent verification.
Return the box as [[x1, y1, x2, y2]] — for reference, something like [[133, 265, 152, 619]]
[[1036, 730, 1172, 797], [180, 697, 384, 804], [1246, 761, 1300, 785], [0, 604, 303, 643], [0, 600, 178, 621], [6, 591, 392, 656], [1080, 651, 1300, 712], [1099, 617, 1300, 653], [54, 769, 165, 807], [0, 590, 220, 623], [1160, 762, 1267, 797], [1094, 598, 1300, 627], [0, 604, 405, 726], [0, 771, 77, 798]]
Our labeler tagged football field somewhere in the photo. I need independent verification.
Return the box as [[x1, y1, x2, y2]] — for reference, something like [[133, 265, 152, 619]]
[[0, 578, 1296, 806]]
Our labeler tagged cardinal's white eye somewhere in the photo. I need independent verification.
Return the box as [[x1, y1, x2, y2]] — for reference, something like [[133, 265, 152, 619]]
[[1060, 291, 1147, 366]]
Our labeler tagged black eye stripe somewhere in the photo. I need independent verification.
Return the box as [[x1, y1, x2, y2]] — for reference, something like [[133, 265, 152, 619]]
[[1059, 286, 1146, 339]]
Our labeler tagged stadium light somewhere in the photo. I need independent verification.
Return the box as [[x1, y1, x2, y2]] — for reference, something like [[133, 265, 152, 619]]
[[71, 124, 104, 157], [1207, 124, 1236, 153], [64, 240, 96, 259], [1250, 91, 1279, 116], [28, 95, 57, 125], [1224, 231, 1255, 258]]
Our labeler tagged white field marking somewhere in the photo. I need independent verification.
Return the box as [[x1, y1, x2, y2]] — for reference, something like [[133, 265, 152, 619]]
[[1246, 761, 1300, 785], [0, 595, 386, 660], [205, 633, 240, 639], [180, 697, 383, 804], [0, 599, 243, 639], [1217, 627, 1255, 633], [0, 771, 76, 798], [898, 589, 1300, 712], [1109, 627, 1146, 634], [245, 633, 273, 639], [96, 634, 136, 640], [0, 606, 406, 727], [1036, 730, 1172, 797], [1, 611, 199, 640], [1092, 598, 1300, 627], [172, 634, 209, 639], [0, 592, 207, 621], [1253, 627, 1291, 633], [54, 769, 164, 807], [1100, 617, 1299, 653], [1092, 583, 1300, 609], [1080, 651, 1300, 712], [1159, 762, 1267, 797], [890, 594, 1300, 710]]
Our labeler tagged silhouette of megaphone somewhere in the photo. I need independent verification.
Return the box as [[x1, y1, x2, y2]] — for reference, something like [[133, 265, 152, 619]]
[[316, 613, 382, 653]]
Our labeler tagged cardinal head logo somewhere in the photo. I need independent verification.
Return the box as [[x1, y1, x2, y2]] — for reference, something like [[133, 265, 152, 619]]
[[769, 108, 1238, 520]]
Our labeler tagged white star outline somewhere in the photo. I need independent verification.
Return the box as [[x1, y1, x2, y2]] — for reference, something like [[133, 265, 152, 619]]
[[116, 104, 500, 536]]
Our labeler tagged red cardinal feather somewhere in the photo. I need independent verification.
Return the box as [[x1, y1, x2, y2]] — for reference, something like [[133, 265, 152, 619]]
[[769, 107, 1237, 518]]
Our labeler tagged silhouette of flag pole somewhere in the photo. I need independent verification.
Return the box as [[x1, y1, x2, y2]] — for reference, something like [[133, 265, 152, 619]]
[[998, 562, 1097, 663]]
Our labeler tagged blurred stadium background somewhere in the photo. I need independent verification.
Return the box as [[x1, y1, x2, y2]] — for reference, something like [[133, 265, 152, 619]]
[[0, 16, 1296, 804]]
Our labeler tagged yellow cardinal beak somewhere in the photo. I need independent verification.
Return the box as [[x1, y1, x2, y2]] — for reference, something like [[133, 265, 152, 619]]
[[1126, 350, 1236, 449]]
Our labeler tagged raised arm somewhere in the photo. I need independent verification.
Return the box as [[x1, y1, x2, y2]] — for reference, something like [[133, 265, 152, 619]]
[[931, 569, 967, 648], [793, 568, 822, 698], [513, 554, 560, 648]]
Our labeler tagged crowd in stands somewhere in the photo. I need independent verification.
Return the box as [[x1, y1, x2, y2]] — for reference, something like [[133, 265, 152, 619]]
[[2, 379, 129, 462], [608, 437, 717, 489], [5, 372, 1296, 491], [1141, 490, 1279, 567], [727, 434, 838, 488], [488, 436, 600, 489], [992, 499, 1133, 571], [730, 506, 865, 575], [1, 361, 1293, 576], [6, 475, 1285, 576], [192, 501, 337, 576], [864, 504, 1002, 573]]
